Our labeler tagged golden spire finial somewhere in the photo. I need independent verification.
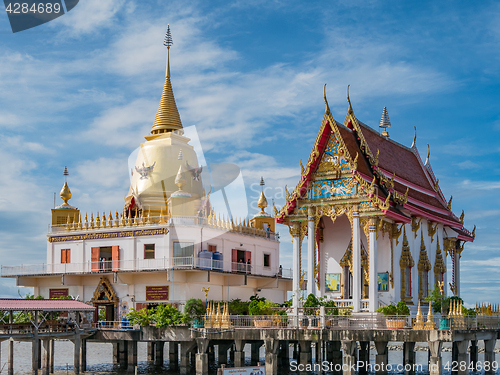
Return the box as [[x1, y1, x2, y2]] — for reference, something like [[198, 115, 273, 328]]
[[59, 166, 72, 206], [257, 177, 268, 213], [411, 126, 417, 148], [425, 144, 430, 165], [151, 25, 183, 135]]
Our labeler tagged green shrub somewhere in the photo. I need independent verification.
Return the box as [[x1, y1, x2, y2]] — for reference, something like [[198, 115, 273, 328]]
[[153, 304, 186, 327], [377, 301, 409, 316], [127, 308, 153, 326], [183, 298, 205, 320], [249, 299, 279, 315]]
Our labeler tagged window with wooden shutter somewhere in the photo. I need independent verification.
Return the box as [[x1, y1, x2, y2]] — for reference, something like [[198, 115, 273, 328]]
[[91, 247, 100, 272], [61, 249, 71, 264]]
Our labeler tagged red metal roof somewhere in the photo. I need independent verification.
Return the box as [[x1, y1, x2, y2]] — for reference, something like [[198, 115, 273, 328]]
[[0, 299, 95, 311]]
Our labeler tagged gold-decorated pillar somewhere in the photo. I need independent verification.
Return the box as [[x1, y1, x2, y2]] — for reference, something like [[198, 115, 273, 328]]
[[292, 222, 301, 324], [307, 207, 316, 297], [352, 207, 361, 312], [368, 217, 378, 312]]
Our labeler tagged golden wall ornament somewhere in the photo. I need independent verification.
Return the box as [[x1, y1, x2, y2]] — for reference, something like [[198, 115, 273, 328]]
[[434, 235, 446, 285], [428, 221, 438, 243], [400, 227, 415, 303], [392, 223, 403, 246], [417, 230, 432, 300], [412, 217, 422, 239]]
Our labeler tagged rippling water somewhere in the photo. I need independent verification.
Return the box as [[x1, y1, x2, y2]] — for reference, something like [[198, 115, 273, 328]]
[[0, 340, 497, 374]]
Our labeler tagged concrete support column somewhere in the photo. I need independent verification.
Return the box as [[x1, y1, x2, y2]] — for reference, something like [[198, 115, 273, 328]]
[[147, 342, 155, 363], [352, 209, 361, 312], [234, 340, 246, 368], [169, 342, 178, 369], [358, 341, 370, 375], [180, 341, 196, 375], [456, 340, 469, 375], [32, 311, 39, 375], [50, 340, 54, 374], [374, 341, 388, 375], [38, 339, 42, 370], [265, 339, 279, 375], [218, 343, 231, 365], [155, 341, 164, 366], [326, 341, 342, 374], [127, 341, 137, 373], [307, 207, 316, 297], [403, 342, 416, 375], [119, 341, 128, 369], [42, 340, 50, 375], [8, 338, 14, 375], [278, 341, 289, 367], [484, 339, 496, 375], [73, 333, 80, 375], [80, 339, 86, 373], [292, 223, 301, 324], [251, 341, 262, 365], [428, 340, 443, 375], [208, 345, 215, 364], [195, 339, 209, 375], [299, 341, 311, 375], [112, 342, 119, 366], [341, 341, 356, 375], [369, 218, 378, 312], [469, 341, 477, 371]]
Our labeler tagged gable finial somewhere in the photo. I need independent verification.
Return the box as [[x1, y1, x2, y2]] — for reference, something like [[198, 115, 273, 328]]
[[323, 84, 330, 115], [347, 85, 353, 114], [425, 144, 430, 165], [379, 106, 391, 138], [411, 126, 417, 148]]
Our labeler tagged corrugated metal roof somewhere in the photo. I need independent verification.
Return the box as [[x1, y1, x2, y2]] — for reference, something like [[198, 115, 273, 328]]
[[0, 299, 95, 311]]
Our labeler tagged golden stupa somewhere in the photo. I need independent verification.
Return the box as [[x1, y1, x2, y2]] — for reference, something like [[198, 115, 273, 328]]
[[124, 25, 203, 215]]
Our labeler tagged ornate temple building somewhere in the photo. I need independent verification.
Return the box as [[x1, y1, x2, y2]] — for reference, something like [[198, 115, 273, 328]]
[[275, 87, 475, 313], [1, 28, 290, 322]]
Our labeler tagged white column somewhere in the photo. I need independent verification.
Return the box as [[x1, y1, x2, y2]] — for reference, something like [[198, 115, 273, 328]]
[[307, 207, 316, 297], [369, 218, 378, 312], [292, 223, 301, 324], [352, 208, 361, 312]]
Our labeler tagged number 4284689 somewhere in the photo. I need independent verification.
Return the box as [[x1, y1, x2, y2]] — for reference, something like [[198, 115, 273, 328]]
[[5, 3, 61, 14]]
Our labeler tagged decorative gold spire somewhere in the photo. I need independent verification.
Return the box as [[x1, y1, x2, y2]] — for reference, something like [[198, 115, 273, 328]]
[[175, 165, 186, 190], [151, 25, 183, 135], [59, 166, 72, 206], [258, 192, 268, 213]]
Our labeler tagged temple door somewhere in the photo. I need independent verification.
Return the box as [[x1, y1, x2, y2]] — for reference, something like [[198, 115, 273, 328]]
[[91, 247, 100, 272], [112, 246, 120, 271], [232, 249, 238, 272]]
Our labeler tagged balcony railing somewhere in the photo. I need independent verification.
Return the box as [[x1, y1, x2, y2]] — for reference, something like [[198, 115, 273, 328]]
[[1, 257, 293, 279], [49, 214, 279, 241]]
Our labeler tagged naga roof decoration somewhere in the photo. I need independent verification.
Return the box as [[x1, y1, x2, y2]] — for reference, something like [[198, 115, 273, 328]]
[[275, 89, 474, 242]]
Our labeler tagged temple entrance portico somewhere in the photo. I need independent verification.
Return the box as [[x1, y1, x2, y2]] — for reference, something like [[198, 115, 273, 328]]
[[90, 277, 119, 326]]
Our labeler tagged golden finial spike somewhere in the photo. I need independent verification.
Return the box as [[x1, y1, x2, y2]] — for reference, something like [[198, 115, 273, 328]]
[[324, 84, 330, 115], [151, 25, 183, 135], [411, 126, 417, 148], [347, 84, 353, 114]]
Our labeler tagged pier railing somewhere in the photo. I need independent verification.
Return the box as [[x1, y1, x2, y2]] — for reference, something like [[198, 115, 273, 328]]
[[1, 257, 292, 279], [192, 314, 500, 331]]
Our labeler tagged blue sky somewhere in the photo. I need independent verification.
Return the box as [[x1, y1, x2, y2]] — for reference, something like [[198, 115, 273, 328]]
[[0, 0, 499, 304]]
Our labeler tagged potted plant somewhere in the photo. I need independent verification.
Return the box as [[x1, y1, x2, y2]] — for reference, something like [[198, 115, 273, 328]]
[[425, 286, 466, 330], [302, 294, 321, 327], [377, 301, 409, 328], [249, 299, 278, 327], [184, 298, 206, 328]]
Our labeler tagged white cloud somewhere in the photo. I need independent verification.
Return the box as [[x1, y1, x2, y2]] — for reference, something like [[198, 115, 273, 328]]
[[57, 0, 126, 35]]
